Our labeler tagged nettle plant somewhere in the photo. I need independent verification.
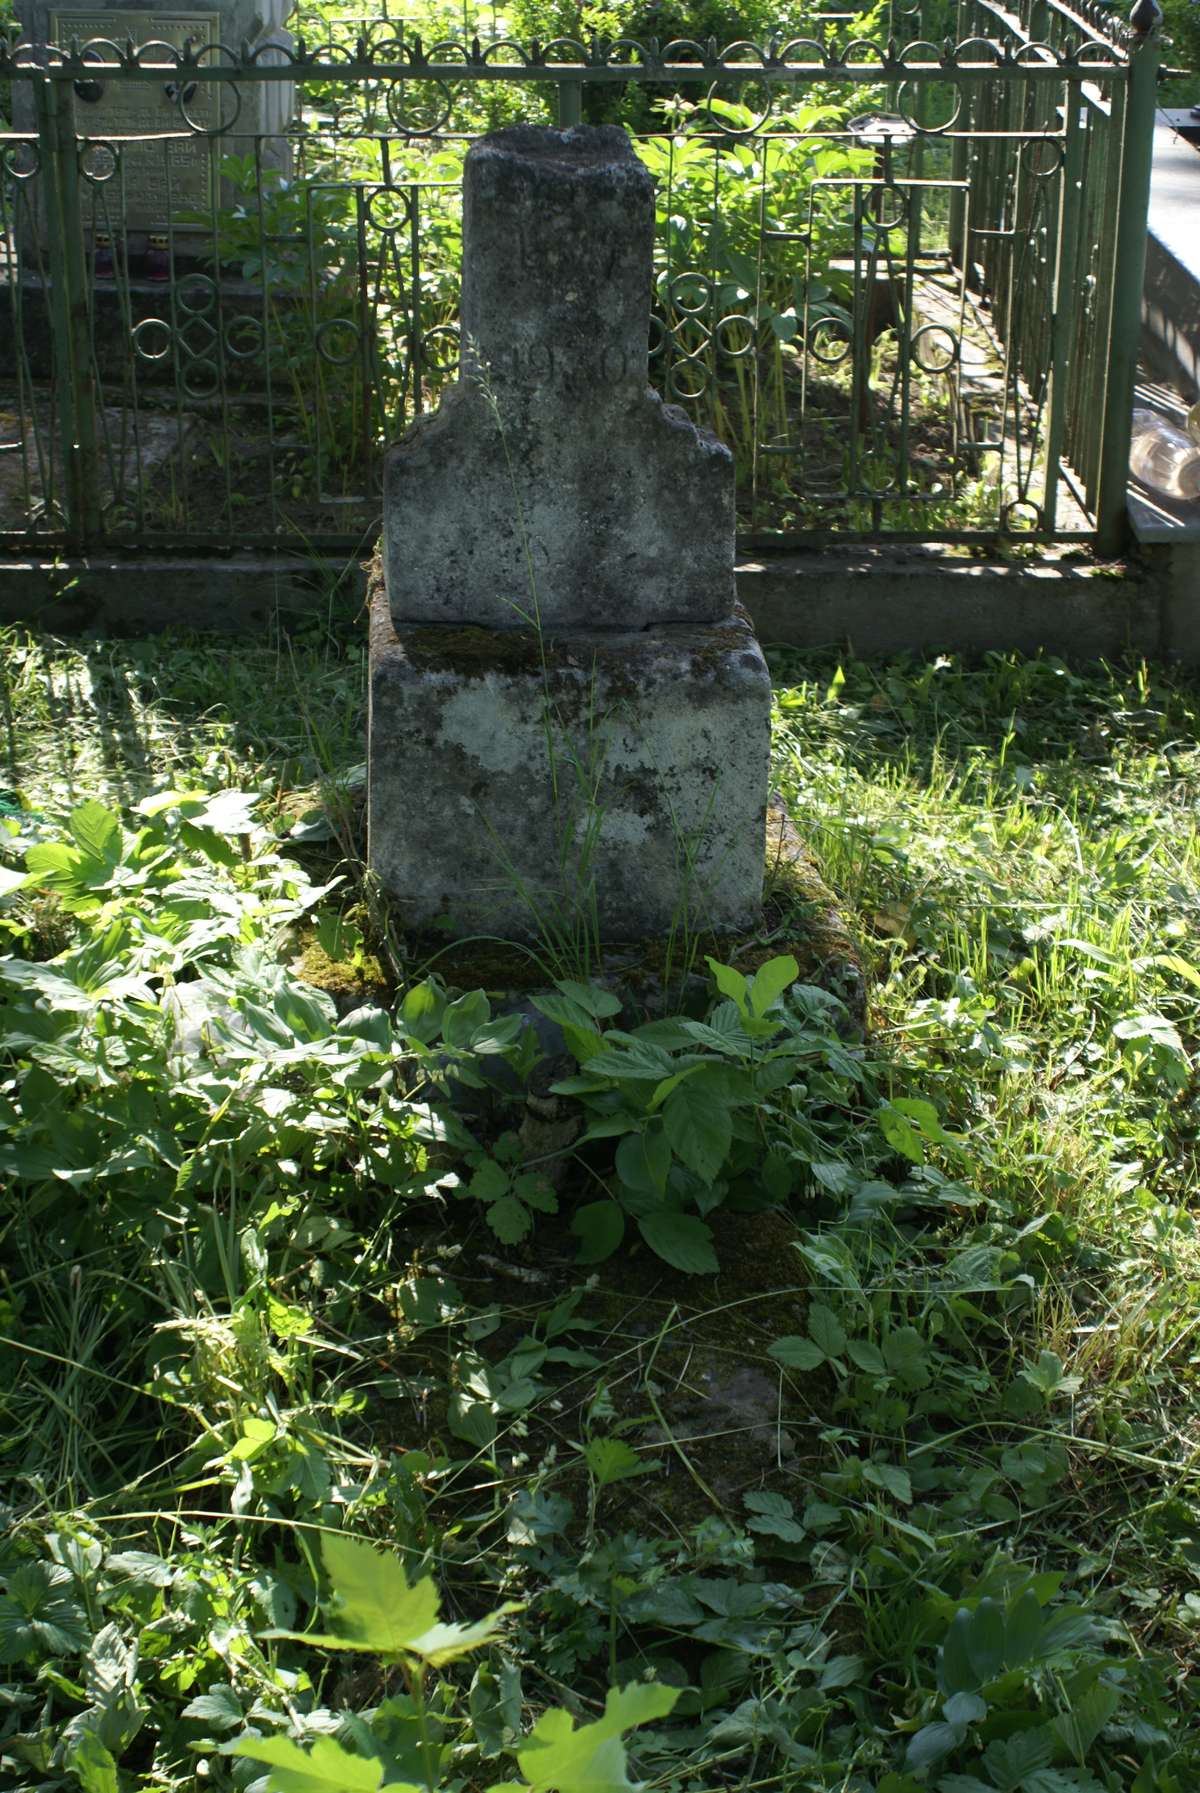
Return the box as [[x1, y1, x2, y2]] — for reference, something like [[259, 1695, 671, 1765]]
[[229, 1531, 678, 1793], [529, 954, 867, 1273]]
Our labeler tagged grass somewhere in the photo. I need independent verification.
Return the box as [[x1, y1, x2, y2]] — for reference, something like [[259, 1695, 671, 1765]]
[[2, 624, 1200, 1791]]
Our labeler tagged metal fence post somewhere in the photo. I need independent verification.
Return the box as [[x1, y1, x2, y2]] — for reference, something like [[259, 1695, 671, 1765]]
[[33, 75, 101, 552], [557, 79, 583, 126], [1094, 1, 1161, 558]]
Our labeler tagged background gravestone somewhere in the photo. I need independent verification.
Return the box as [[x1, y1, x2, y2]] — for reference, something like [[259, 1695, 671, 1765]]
[[369, 125, 771, 942], [12, 0, 295, 256]]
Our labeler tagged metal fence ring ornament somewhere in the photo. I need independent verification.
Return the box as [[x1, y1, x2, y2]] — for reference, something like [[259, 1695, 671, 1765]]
[[422, 38, 473, 65], [75, 36, 122, 73], [666, 354, 711, 401], [774, 36, 827, 64], [660, 37, 709, 64], [178, 62, 242, 135], [951, 36, 1004, 66], [478, 39, 532, 65], [178, 272, 217, 315], [365, 184, 415, 234], [130, 37, 185, 68], [3, 140, 41, 180], [1074, 39, 1125, 65], [1013, 39, 1062, 65], [419, 324, 460, 376], [699, 75, 776, 135], [1020, 136, 1065, 177], [78, 140, 119, 182], [713, 313, 757, 358], [540, 36, 589, 64], [131, 317, 173, 362], [224, 314, 264, 360], [246, 36, 300, 66], [866, 181, 910, 233], [840, 38, 889, 68], [717, 38, 771, 68], [859, 450, 899, 494], [315, 317, 361, 365], [911, 322, 960, 373], [181, 356, 220, 398], [669, 271, 713, 316], [385, 79, 456, 137], [896, 36, 946, 64], [605, 38, 651, 66], [808, 316, 853, 366], [897, 77, 961, 133], [1001, 497, 1044, 533]]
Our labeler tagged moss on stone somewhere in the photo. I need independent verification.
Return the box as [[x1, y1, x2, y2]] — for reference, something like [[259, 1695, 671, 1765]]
[[291, 929, 391, 1007]]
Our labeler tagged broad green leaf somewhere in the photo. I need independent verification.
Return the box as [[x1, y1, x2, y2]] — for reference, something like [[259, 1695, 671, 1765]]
[[662, 1077, 732, 1184], [943, 1692, 986, 1727], [769, 1335, 825, 1371], [939, 1608, 978, 1696], [0, 862, 28, 899], [637, 1211, 718, 1275], [905, 1720, 964, 1773], [517, 1683, 678, 1793], [748, 953, 799, 1018], [846, 1337, 886, 1376], [290, 1534, 439, 1655], [399, 979, 444, 1044], [555, 978, 622, 1018], [862, 1460, 912, 1503], [270, 1534, 512, 1664], [70, 1731, 119, 1793], [584, 1438, 655, 1487], [883, 1326, 931, 1389], [233, 1734, 419, 1793], [705, 956, 749, 1015], [488, 1195, 532, 1244], [879, 1101, 925, 1163], [980, 1726, 1055, 1789], [443, 989, 492, 1049], [572, 1199, 625, 1264], [1051, 1678, 1120, 1762], [743, 1490, 805, 1541], [807, 1303, 847, 1358], [965, 1597, 1007, 1682], [182, 1685, 244, 1729], [1004, 1588, 1044, 1668], [68, 800, 122, 869], [584, 1037, 677, 1081], [615, 1126, 671, 1195], [469, 1160, 511, 1202]]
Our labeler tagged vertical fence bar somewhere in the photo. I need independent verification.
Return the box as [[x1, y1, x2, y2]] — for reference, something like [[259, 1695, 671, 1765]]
[[35, 75, 102, 549], [1041, 74, 1084, 530], [1094, 3, 1161, 556]]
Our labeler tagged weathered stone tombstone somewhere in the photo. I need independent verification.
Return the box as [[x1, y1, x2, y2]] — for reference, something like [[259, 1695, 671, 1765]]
[[368, 124, 771, 943], [12, 0, 295, 262]]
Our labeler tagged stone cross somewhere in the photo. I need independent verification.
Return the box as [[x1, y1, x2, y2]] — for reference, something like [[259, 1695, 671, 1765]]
[[369, 124, 770, 943], [382, 126, 735, 631]]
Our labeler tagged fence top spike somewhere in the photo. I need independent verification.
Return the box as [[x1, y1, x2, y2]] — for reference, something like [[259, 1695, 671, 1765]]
[[1129, 0, 1161, 33]]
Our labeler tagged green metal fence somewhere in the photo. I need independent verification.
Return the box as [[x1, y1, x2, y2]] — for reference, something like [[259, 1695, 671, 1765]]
[[0, 0, 1161, 558]]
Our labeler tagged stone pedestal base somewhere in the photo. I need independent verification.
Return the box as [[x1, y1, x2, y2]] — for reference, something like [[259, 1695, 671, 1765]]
[[367, 570, 771, 942]]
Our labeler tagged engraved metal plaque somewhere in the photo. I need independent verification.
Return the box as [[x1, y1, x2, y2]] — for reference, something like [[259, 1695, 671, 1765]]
[[51, 10, 220, 230]]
